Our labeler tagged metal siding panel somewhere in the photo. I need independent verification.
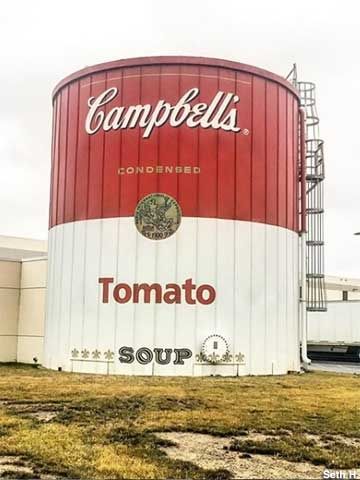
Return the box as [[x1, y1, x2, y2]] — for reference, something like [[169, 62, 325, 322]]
[[64, 83, 79, 223], [64, 83, 79, 222], [43, 231, 54, 366], [175, 217, 198, 376], [196, 217, 217, 350], [99, 219, 118, 363], [278, 88, 287, 227], [218, 69, 236, 219], [265, 223, 279, 372], [49, 101, 57, 229], [277, 227, 288, 371], [119, 67, 141, 216], [197, 67, 218, 219], [82, 220, 102, 372], [50, 97, 61, 229], [265, 82, 278, 226], [153, 237, 177, 376], [158, 66, 180, 200], [53, 224, 64, 370], [251, 77, 266, 223], [235, 73, 252, 222], [137, 66, 160, 200], [87, 73, 106, 220], [215, 219, 235, 348], [293, 99, 299, 232], [151, 72, 181, 373], [250, 222, 266, 374], [57, 87, 69, 226], [114, 217, 138, 375], [102, 71, 122, 219], [292, 234, 300, 370], [133, 225, 157, 376], [287, 93, 294, 230], [234, 221, 251, 374], [68, 221, 87, 372], [57, 222, 74, 370], [286, 226, 294, 368], [178, 66, 200, 218], [74, 78, 91, 221]]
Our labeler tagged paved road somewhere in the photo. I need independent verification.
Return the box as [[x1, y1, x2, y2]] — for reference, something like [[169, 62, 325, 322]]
[[309, 361, 360, 374]]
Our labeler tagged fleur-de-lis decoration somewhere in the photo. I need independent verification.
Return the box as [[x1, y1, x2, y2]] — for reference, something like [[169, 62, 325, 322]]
[[92, 349, 101, 359], [104, 349, 114, 361], [207, 352, 220, 364], [235, 352, 245, 364], [71, 348, 79, 358], [195, 352, 207, 363], [81, 349, 90, 359], [221, 352, 233, 363]]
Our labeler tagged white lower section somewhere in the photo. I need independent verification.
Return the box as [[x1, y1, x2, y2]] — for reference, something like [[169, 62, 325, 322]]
[[44, 218, 300, 376], [309, 301, 360, 345]]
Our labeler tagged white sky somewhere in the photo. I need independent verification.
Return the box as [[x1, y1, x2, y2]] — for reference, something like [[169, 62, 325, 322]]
[[0, 0, 359, 276]]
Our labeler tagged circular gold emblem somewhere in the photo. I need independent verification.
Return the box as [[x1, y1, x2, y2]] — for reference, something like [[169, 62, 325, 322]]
[[135, 193, 182, 240]]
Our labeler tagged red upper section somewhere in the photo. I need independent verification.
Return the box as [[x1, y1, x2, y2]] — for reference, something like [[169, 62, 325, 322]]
[[50, 56, 300, 232]]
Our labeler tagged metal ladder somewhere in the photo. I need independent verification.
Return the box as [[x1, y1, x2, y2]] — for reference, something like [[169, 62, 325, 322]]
[[287, 65, 327, 312]]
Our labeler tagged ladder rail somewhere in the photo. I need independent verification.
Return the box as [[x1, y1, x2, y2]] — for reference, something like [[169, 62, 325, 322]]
[[287, 65, 327, 312]]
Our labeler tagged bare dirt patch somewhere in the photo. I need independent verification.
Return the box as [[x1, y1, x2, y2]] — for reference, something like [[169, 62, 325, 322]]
[[0, 455, 34, 478], [27, 411, 58, 422], [305, 433, 360, 448], [1, 401, 61, 423], [156, 432, 325, 479], [0, 455, 58, 479]]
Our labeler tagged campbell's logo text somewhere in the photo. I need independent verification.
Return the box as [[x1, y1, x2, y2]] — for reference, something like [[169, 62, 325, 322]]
[[99, 277, 216, 305], [86, 87, 246, 138]]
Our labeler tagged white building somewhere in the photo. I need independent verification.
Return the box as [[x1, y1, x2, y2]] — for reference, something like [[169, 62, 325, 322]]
[[308, 276, 360, 354], [0, 235, 47, 363]]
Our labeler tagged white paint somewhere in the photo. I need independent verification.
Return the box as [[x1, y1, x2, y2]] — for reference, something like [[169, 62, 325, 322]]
[[309, 301, 360, 345], [44, 218, 300, 376], [0, 254, 47, 364]]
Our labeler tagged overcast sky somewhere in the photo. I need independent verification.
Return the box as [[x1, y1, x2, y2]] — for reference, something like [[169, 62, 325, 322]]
[[0, 0, 359, 276]]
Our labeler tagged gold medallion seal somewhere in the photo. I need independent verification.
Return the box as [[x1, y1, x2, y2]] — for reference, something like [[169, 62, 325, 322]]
[[135, 193, 182, 240]]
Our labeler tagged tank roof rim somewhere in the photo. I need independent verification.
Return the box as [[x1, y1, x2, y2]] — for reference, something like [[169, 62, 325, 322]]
[[52, 55, 300, 101]]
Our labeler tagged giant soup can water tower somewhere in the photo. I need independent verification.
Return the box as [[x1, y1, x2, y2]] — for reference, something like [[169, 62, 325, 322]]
[[44, 56, 301, 376]]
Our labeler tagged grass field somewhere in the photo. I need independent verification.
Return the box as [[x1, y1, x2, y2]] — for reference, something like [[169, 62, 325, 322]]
[[0, 364, 359, 479]]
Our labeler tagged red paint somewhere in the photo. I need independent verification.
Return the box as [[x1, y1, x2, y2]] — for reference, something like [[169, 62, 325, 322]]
[[300, 108, 306, 233], [50, 57, 301, 232], [98, 277, 216, 305]]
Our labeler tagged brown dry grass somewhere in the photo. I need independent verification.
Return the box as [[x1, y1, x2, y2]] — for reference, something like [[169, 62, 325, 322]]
[[0, 364, 359, 478]]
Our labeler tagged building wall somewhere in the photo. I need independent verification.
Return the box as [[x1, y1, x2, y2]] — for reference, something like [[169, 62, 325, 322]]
[[326, 290, 360, 301], [308, 275, 360, 345], [0, 260, 21, 362], [17, 259, 47, 363], [308, 301, 360, 345], [0, 258, 46, 364]]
